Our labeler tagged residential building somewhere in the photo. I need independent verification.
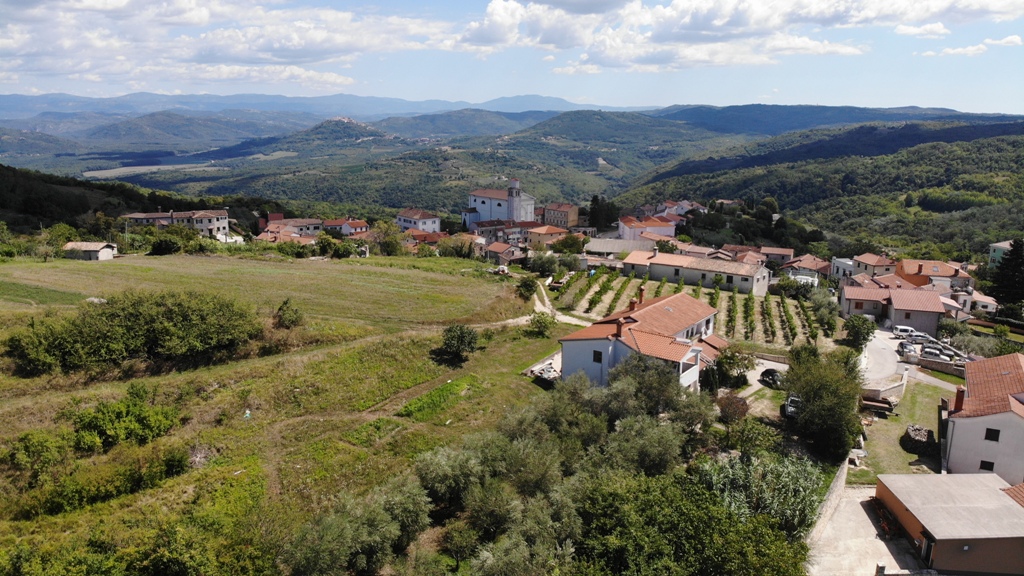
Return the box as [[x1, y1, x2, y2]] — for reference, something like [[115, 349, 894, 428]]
[[990, 240, 1015, 266], [324, 217, 369, 236], [839, 286, 945, 335], [896, 259, 975, 290], [875, 474, 1024, 575], [617, 216, 676, 241], [123, 209, 231, 240], [461, 179, 536, 228], [396, 208, 441, 234], [584, 238, 656, 258], [759, 246, 795, 264], [942, 353, 1024, 485], [62, 242, 117, 261], [622, 250, 770, 296], [852, 252, 896, 276], [559, 289, 719, 390], [973, 291, 998, 314], [485, 242, 523, 266], [830, 257, 856, 279], [255, 217, 323, 244], [543, 203, 579, 228], [782, 254, 830, 278], [526, 225, 569, 248]]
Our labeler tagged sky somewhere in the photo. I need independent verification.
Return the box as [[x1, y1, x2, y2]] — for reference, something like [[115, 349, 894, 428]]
[[1, 0, 1023, 113]]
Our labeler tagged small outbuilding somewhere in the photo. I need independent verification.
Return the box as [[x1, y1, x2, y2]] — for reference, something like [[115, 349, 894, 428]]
[[875, 473, 1024, 575], [63, 242, 118, 261]]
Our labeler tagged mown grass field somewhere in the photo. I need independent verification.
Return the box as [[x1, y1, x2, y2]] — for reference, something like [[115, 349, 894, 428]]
[[0, 253, 560, 553]]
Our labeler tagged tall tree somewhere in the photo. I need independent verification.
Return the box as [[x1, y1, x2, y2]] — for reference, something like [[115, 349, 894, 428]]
[[992, 237, 1024, 306]]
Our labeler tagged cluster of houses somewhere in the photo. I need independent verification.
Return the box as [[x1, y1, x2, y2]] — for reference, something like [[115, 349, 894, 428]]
[[833, 252, 999, 337]]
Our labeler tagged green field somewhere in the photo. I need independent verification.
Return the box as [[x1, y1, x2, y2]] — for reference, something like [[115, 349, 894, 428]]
[[0, 253, 560, 556]]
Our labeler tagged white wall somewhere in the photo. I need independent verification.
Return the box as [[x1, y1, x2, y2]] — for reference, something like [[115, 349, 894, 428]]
[[946, 412, 1024, 485], [560, 339, 617, 386]]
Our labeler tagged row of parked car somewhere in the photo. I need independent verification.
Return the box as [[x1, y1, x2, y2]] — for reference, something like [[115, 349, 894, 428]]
[[893, 325, 964, 363]]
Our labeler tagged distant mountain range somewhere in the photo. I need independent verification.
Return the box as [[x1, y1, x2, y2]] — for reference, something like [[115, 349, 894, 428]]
[[0, 92, 644, 122]]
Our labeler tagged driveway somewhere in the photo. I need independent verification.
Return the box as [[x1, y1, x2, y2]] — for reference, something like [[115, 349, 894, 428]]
[[739, 358, 788, 399], [862, 329, 907, 383], [807, 486, 923, 576]]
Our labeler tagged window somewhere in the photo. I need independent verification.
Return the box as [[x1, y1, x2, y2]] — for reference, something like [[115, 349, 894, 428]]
[[674, 268, 679, 277], [872, 303, 878, 309], [592, 350, 603, 364], [980, 460, 995, 471], [742, 278, 749, 282], [904, 312, 911, 320], [726, 275, 733, 284], [497, 203, 502, 207], [701, 273, 706, 280], [985, 428, 1001, 442], [855, 302, 864, 310]]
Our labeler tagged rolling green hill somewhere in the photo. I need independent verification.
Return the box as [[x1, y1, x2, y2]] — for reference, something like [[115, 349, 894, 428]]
[[372, 108, 559, 139], [649, 103, 1024, 136], [621, 130, 1024, 256]]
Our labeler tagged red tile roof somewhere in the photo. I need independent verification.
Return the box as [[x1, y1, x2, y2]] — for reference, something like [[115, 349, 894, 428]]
[[952, 353, 1024, 418], [888, 289, 946, 313], [528, 225, 568, 235], [397, 208, 439, 220], [546, 203, 575, 212], [760, 246, 794, 257], [854, 253, 895, 267], [622, 250, 764, 276], [782, 254, 830, 274], [701, 334, 729, 351], [487, 242, 513, 253], [841, 286, 891, 302], [1003, 483, 1024, 509], [469, 188, 509, 200]]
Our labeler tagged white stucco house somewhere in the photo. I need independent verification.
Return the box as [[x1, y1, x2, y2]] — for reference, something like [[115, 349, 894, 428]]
[[63, 242, 117, 261], [396, 208, 441, 234], [621, 249, 770, 296], [559, 289, 723, 391], [942, 353, 1024, 485]]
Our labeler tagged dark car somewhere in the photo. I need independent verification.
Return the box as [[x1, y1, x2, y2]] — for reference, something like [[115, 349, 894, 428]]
[[897, 341, 916, 357], [759, 368, 783, 389]]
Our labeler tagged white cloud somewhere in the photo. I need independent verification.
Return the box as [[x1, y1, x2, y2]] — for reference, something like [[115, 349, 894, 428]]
[[922, 43, 989, 56], [1, 0, 1024, 93], [985, 34, 1023, 46], [894, 22, 951, 38]]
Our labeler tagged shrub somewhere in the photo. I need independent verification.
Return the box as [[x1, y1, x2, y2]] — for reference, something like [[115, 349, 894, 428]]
[[274, 298, 304, 329], [527, 312, 556, 338], [440, 324, 478, 362], [516, 277, 537, 300], [5, 290, 261, 375], [716, 392, 749, 425]]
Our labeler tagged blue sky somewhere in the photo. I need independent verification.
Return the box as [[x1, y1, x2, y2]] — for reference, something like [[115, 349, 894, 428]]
[[1, 0, 1022, 112]]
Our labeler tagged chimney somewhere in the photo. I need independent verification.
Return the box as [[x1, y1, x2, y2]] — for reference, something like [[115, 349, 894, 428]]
[[629, 298, 638, 311], [918, 263, 924, 274], [639, 286, 646, 304], [615, 318, 625, 338], [651, 247, 659, 259], [954, 386, 966, 412]]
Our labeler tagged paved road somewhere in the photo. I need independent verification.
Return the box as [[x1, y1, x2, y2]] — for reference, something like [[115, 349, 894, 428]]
[[862, 329, 905, 383]]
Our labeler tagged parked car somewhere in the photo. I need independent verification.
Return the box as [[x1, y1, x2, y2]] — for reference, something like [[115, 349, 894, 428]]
[[906, 332, 932, 344], [897, 341, 917, 357], [782, 394, 802, 419], [920, 348, 953, 362], [759, 368, 783, 389], [892, 325, 915, 339]]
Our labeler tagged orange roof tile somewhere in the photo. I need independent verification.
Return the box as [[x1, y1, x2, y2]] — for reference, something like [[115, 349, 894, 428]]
[[952, 353, 1024, 418], [1003, 483, 1024, 509], [528, 225, 568, 235], [397, 208, 439, 220], [854, 253, 895, 266], [469, 188, 509, 200], [889, 289, 945, 313]]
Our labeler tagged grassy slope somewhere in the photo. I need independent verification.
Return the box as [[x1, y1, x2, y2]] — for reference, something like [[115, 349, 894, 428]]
[[0, 254, 555, 551]]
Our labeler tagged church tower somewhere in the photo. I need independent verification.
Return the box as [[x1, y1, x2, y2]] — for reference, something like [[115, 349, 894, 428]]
[[508, 178, 522, 221]]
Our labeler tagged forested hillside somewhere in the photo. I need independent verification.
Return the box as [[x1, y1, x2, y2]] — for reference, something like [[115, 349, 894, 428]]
[[621, 132, 1024, 255]]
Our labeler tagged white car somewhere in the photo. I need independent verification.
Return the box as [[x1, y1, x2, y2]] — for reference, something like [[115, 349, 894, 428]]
[[920, 348, 952, 362]]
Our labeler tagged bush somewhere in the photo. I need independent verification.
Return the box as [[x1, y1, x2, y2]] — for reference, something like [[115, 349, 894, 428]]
[[516, 277, 537, 300], [274, 298, 304, 329], [527, 312, 556, 338], [439, 324, 478, 362], [716, 392, 749, 425], [5, 290, 262, 375]]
